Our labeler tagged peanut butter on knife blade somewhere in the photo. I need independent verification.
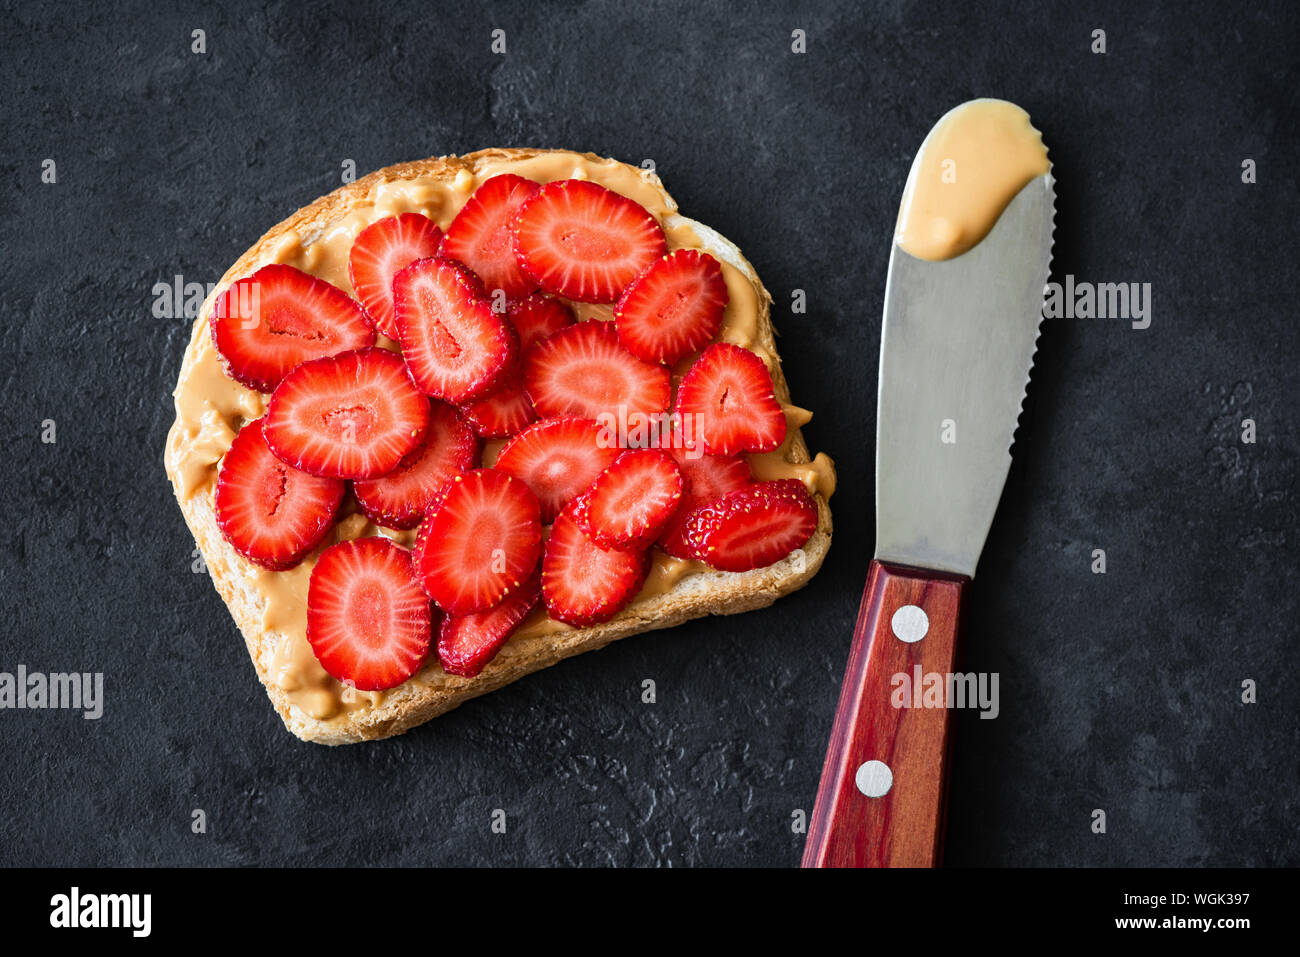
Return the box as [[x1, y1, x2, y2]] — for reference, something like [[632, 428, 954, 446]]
[[895, 98, 1050, 262]]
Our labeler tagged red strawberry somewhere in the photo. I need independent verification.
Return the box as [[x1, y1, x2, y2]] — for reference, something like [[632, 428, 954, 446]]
[[681, 479, 817, 572], [458, 295, 572, 439], [210, 264, 375, 393], [264, 347, 430, 480], [655, 449, 753, 558], [614, 249, 728, 365], [511, 179, 667, 303], [353, 400, 478, 529], [523, 320, 670, 420], [394, 257, 517, 403], [462, 377, 537, 438], [576, 449, 684, 548], [438, 572, 541, 678], [542, 498, 650, 627], [414, 469, 542, 615], [214, 417, 345, 570], [439, 174, 539, 301], [493, 417, 622, 523], [348, 213, 445, 338], [673, 343, 786, 455], [668, 447, 754, 502], [507, 294, 574, 350], [306, 537, 433, 691]]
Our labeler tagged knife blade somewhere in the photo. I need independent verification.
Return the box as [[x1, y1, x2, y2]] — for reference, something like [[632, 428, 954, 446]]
[[803, 99, 1055, 867], [876, 174, 1056, 577]]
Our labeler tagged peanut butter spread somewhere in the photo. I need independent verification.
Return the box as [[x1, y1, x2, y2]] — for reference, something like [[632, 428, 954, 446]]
[[165, 150, 835, 722], [895, 99, 1050, 262]]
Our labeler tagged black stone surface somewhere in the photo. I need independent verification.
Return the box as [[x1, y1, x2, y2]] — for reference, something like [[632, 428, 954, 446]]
[[1, 0, 1296, 867]]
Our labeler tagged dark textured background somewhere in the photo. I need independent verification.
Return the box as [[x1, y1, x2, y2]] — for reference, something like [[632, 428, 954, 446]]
[[1, 0, 1295, 867]]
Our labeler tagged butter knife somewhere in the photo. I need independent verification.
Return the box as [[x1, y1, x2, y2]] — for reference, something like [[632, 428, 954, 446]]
[[802, 100, 1056, 868]]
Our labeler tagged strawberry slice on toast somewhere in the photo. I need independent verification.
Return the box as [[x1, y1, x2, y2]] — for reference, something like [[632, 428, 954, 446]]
[[348, 213, 445, 338], [493, 417, 623, 523], [264, 347, 430, 480], [306, 537, 433, 691], [210, 263, 375, 393], [214, 416, 345, 570], [655, 449, 753, 559], [614, 249, 728, 365], [462, 377, 537, 438], [439, 173, 540, 301], [437, 572, 542, 678], [507, 294, 575, 349], [576, 449, 684, 549], [353, 400, 478, 529], [673, 343, 786, 455], [460, 295, 576, 438], [394, 257, 517, 404], [511, 179, 667, 303], [414, 469, 542, 615], [542, 497, 650, 627], [523, 320, 670, 420], [681, 479, 818, 572]]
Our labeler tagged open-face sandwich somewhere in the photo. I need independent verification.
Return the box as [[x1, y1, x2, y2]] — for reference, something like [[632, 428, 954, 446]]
[[164, 149, 835, 744]]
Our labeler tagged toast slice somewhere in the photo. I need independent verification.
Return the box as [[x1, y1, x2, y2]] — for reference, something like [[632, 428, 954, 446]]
[[165, 149, 834, 745]]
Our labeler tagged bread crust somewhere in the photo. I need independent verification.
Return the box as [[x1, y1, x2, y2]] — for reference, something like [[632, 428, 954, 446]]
[[166, 149, 832, 744]]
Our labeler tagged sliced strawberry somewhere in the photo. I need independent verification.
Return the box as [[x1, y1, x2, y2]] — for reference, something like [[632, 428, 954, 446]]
[[673, 343, 786, 455], [614, 249, 728, 365], [655, 449, 753, 558], [210, 263, 375, 393], [507, 294, 574, 350], [264, 347, 429, 480], [523, 320, 670, 421], [542, 497, 650, 627], [438, 571, 541, 678], [493, 417, 622, 523], [306, 537, 433, 691], [414, 469, 542, 615], [439, 174, 539, 301], [462, 377, 536, 438], [214, 417, 344, 570], [353, 400, 478, 529], [511, 179, 667, 303], [348, 213, 445, 338], [458, 295, 572, 439], [576, 449, 683, 549], [681, 479, 817, 572], [668, 447, 754, 502], [394, 257, 517, 403]]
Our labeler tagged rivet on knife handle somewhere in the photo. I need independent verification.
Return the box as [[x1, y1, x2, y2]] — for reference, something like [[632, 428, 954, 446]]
[[802, 560, 966, 867]]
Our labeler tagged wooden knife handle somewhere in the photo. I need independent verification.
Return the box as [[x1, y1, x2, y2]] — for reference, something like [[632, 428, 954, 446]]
[[802, 560, 969, 867]]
